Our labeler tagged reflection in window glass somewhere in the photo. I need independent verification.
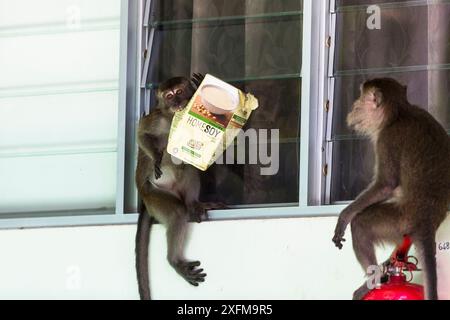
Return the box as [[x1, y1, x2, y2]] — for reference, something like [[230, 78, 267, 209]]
[[144, 0, 303, 206], [0, 0, 122, 214], [330, 1, 450, 202]]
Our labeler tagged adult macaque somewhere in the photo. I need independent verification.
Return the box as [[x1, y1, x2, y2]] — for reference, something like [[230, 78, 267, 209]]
[[332, 78, 450, 300], [135, 74, 224, 300]]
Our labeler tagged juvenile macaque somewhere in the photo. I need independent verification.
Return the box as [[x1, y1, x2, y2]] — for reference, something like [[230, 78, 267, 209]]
[[332, 78, 450, 300], [135, 74, 224, 300]]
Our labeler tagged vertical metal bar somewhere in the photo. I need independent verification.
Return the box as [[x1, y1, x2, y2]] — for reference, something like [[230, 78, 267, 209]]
[[117, 0, 144, 214], [125, 0, 145, 213], [317, 0, 331, 205], [330, 0, 336, 14], [144, 89, 151, 115], [140, 28, 154, 88], [143, 0, 151, 27], [299, 0, 313, 207], [136, 0, 145, 115], [138, 0, 146, 114], [328, 12, 337, 78], [324, 0, 337, 204], [140, 0, 156, 113], [303, 0, 330, 206], [141, 0, 155, 114], [140, 1, 153, 89], [324, 77, 335, 204], [115, 0, 130, 215]]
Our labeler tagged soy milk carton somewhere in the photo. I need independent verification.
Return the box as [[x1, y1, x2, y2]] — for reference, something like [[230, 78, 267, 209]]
[[167, 74, 259, 171]]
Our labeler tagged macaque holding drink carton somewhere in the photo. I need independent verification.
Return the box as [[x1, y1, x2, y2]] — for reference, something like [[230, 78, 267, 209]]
[[167, 74, 259, 170]]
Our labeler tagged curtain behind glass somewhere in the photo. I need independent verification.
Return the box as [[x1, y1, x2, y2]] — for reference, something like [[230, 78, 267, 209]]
[[331, 1, 450, 202]]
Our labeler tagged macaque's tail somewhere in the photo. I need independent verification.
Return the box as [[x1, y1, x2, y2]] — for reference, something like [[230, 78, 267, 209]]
[[135, 211, 153, 300]]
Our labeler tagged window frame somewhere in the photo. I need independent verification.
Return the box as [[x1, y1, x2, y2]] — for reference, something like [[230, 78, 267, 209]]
[[326, 0, 450, 206], [208, 0, 347, 220], [135, 0, 346, 222], [1, 0, 348, 230], [0, 0, 139, 229]]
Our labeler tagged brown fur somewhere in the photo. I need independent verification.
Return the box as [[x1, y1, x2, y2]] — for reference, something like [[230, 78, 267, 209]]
[[135, 76, 219, 300], [333, 78, 450, 300]]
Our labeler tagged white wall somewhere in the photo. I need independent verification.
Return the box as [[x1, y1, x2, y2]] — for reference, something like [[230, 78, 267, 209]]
[[0, 215, 449, 300]]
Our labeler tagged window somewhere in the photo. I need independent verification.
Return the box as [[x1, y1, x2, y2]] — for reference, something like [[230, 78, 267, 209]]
[[327, 0, 450, 203], [141, 0, 303, 209], [5, 0, 445, 226], [0, 0, 126, 222]]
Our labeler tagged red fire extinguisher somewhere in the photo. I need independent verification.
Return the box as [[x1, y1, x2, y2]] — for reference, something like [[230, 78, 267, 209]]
[[363, 235, 424, 300]]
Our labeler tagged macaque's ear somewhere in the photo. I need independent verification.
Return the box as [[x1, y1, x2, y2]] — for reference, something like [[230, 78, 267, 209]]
[[373, 89, 383, 108]]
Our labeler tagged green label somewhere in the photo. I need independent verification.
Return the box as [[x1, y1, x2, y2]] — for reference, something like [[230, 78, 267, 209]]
[[182, 146, 201, 158], [232, 114, 247, 124]]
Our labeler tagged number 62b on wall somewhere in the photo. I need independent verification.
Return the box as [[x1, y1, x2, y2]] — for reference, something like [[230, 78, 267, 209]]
[[438, 242, 450, 251]]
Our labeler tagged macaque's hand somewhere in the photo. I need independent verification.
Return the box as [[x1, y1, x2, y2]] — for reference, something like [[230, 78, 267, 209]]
[[154, 164, 162, 180], [189, 202, 209, 223], [191, 73, 205, 89], [333, 217, 348, 250], [154, 153, 163, 180], [189, 202, 227, 223], [203, 202, 228, 211]]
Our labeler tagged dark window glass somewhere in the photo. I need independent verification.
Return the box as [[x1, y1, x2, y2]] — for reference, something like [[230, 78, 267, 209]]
[[144, 0, 303, 206], [330, 1, 450, 202]]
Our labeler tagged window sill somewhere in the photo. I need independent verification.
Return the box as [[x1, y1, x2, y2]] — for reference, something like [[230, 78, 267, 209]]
[[209, 205, 346, 221], [0, 205, 347, 230], [0, 213, 137, 230]]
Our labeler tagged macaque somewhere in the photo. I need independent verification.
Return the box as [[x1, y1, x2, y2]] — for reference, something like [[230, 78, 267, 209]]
[[332, 78, 450, 300], [135, 74, 224, 300]]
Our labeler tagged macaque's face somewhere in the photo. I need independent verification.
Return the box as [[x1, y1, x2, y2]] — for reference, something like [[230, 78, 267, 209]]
[[161, 81, 193, 113], [347, 87, 385, 136]]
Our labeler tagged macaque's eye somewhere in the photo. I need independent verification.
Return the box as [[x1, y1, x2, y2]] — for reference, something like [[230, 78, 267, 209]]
[[176, 89, 183, 95], [165, 93, 174, 100]]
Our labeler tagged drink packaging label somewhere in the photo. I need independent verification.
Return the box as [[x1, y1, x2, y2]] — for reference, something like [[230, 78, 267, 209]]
[[167, 74, 259, 171]]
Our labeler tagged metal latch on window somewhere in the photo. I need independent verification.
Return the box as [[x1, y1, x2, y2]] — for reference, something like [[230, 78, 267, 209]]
[[322, 164, 328, 176]]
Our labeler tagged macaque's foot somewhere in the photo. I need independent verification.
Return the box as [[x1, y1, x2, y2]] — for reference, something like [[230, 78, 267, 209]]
[[332, 221, 347, 249], [353, 285, 370, 300], [352, 274, 388, 300], [173, 260, 206, 286]]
